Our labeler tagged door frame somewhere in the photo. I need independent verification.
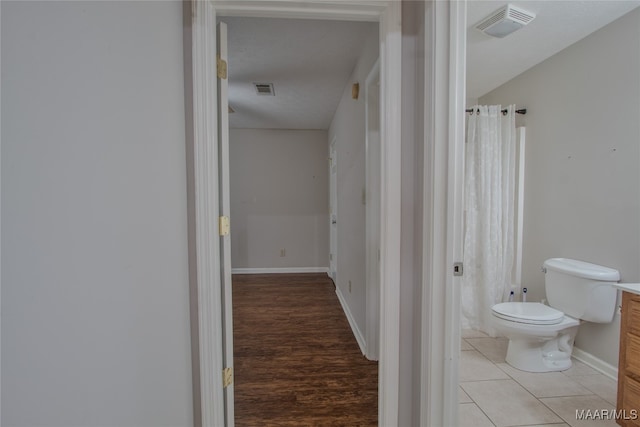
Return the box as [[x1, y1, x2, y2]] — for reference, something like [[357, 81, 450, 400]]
[[419, 1, 466, 426], [328, 136, 337, 283], [216, 21, 235, 426], [365, 59, 381, 362], [186, 1, 402, 426]]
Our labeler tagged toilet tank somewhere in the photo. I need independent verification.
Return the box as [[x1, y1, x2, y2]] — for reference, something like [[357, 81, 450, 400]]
[[544, 258, 620, 323]]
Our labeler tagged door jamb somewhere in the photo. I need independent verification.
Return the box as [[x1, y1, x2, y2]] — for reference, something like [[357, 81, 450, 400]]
[[328, 136, 337, 283], [185, 1, 226, 426], [187, 1, 402, 426], [419, 1, 466, 426], [365, 59, 381, 362]]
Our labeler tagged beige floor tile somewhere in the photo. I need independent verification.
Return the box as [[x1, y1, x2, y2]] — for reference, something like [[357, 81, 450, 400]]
[[459, 386, 473, 403], [466, 337, 509, 362], [462, 328, 489, 338], [571, 374, 618, 406], [459, 403, 495, 427], [460, 350, 510, 382], [462, 379, 563, 427], [461, 339, 474, 351], [497, 363, 592, 398], [540, 395, 618, 427], [562, 359, 600, 377]]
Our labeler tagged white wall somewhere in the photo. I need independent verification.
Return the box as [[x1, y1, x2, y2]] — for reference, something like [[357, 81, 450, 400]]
[[229, 129, 329, 270], [328, 26, 378, 339], [1, 2, 193, 425], [480, 8, 640, 367]]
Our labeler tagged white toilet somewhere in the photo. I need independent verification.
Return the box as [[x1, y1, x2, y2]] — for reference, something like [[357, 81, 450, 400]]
[[491, 258, 620, 372]]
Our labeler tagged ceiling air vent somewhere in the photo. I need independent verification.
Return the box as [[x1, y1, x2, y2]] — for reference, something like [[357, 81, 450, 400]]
[[253, 82, 275, 96], [475, 4, 536, 38]]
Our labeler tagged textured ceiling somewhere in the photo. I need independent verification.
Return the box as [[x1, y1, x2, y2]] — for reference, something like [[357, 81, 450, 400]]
[[222, 2, 640, 128], [223, 17, 377, 130], [467, 0, 640, 100]]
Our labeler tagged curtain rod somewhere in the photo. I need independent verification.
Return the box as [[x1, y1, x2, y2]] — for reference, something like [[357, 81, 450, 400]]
[[466, 108, 527, 115]]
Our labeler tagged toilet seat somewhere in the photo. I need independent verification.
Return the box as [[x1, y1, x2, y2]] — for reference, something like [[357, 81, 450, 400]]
[[492, 302, 564, 325]]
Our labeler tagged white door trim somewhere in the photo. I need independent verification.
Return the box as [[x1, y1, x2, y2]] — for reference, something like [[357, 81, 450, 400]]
[[377, 6, 402, 424], [420, 1, 466, 426], [443, 1, 466, 423], [187, 1, 402, 426], [185, 1, 225, 426], [329, 136, 337, 283], [365, 59, 381, 362], [216, 21, 235, 427], [0, 4, 3, 423], [212, 1, 386, 21]]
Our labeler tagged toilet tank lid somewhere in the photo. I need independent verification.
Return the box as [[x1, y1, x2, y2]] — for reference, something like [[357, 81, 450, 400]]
[[544, 258, 620, 281]]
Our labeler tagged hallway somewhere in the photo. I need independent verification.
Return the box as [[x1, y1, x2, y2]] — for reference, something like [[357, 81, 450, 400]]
[[233, 273, 378, 426]]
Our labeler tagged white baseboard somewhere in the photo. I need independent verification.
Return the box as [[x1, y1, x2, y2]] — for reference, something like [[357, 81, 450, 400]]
[[572, 347, 618, 380], [231, 267, 329, 274], [335, 286, 366, 356]]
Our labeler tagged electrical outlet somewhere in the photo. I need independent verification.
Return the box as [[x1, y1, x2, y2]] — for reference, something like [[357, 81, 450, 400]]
[[349, 280, 352, 293], [280, 249, 286, 257]]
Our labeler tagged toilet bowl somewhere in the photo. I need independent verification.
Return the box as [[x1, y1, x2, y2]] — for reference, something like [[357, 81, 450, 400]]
[[490, 258, 619, 373], [491, 302, 580, 371]]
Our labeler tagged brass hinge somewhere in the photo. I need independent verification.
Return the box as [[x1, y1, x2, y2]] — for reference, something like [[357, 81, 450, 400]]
[[217, 55, 227, 79], [223, 367, 233, 388], [219, 216, 230, 236]]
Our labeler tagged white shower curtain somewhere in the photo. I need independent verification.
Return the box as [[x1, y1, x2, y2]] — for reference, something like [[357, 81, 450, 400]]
[[461, 105, 516, 336]]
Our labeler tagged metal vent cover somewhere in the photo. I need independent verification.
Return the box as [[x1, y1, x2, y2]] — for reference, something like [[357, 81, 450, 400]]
[[253, 82, 275, 96]]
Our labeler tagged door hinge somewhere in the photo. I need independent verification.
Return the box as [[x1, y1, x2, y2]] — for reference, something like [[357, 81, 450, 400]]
[[223, 367, 233, 388], [217, 55, 228, 79], [219, 216, 230, 236], [453, 262, 464, 276]]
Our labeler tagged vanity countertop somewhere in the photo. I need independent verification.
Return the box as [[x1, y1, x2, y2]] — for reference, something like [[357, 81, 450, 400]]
[[613, 283, 640, 296]]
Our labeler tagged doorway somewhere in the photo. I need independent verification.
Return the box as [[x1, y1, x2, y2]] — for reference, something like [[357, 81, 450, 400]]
[[185, 1, 402, 426], [225, 13, 381, 426]]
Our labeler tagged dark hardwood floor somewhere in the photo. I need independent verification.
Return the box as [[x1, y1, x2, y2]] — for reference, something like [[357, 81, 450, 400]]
[[233, 273, 378, 426]]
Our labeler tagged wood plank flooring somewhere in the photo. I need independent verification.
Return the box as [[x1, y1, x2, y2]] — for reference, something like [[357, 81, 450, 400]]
[[233, 273, 378, 426]]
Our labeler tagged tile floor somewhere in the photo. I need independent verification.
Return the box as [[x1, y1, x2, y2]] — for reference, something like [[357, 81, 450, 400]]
[[459, 329, 619, 427]]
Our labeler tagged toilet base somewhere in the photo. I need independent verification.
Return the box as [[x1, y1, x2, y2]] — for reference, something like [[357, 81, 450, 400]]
[[505, 328, 577, 372]]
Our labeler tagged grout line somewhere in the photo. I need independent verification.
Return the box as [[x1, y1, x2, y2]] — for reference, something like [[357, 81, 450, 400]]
[[495, 362, 600, 405], [460, 380, 522, 385], [459, 402, 497, 427], [459, 329, 619, 427], [537, 396, 573, 425]]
